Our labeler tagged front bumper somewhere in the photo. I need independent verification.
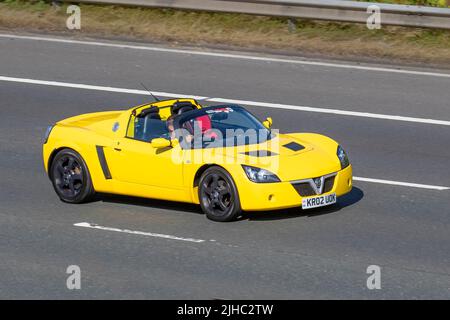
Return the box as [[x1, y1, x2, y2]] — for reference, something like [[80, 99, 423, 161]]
[[237, 165, 353, 211]]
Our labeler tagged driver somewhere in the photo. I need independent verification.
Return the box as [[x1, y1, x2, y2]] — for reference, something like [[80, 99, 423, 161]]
[[166, 114, 194, 145]]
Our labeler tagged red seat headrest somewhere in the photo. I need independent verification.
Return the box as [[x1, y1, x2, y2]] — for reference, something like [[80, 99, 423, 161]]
[[196, 115, 212, 133]]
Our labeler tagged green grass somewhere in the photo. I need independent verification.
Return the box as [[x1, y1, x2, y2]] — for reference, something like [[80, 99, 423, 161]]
[[357, 0, 449, 6], [0, 0, 449, 65], [1, 0, 48, 11]]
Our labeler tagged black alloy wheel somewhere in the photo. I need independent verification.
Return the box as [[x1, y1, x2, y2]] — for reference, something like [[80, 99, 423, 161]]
[[199, 167, 241, 222], [50, 148, 94, 203]]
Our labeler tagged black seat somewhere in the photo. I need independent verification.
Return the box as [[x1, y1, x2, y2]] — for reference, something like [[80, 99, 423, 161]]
[[142, 119, 168, 141], [146, 112, 161, 120], [137, 106, 160, 119], [171, 101, 196, 115], [134, 107, 165, 141]]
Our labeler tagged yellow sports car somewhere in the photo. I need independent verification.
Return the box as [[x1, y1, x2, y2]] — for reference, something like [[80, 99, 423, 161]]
[[43, 98, 352, 221]]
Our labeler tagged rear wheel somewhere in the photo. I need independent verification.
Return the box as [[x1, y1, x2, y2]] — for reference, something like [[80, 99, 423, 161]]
[[50, 148, 95, 203], [198, 167, 241, 222]]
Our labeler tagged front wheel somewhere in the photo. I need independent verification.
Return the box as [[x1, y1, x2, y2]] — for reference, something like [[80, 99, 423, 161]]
[[50, 148, 95, 203], [198, 167, 241, 222]]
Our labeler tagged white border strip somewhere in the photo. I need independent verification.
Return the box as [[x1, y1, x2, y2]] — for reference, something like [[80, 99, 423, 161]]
[[353, 176, 449, 191], [207, 97, 450, 126], [1, 34, 450, 79], [74, 222, 206, 243], [1, 75, 450, 126], [0, 76, 207, 100]]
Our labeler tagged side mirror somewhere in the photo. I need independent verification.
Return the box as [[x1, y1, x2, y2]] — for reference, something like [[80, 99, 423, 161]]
[[262, 117, 273, 129], [151, 138, 172, 149]]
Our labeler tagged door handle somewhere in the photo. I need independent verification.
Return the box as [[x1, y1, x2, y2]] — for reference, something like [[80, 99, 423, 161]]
[[114, 148, 122, 151]]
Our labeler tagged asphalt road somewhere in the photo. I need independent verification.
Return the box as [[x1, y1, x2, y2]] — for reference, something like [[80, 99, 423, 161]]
[[0, 33, 449, 299]]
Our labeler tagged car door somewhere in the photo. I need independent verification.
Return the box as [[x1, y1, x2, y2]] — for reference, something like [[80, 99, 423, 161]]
[[111, 138, 184, 185], [106, 112, 188, 201]]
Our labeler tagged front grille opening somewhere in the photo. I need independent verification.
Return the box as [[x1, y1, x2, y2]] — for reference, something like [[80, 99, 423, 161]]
[[292, 183, 316, 197], [291, 175, 335, 197], [323, 176, 335, 193]]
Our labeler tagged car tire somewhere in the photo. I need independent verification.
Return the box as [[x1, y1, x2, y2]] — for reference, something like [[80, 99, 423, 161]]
[[50, 148, 95, 204], [198, 166, 241, 222]]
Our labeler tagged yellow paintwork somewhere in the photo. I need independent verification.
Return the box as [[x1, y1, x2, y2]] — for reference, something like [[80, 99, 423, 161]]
[[150, 137, 172, 149], [262, 117, 272, 129], [43, 98, 353, 211]]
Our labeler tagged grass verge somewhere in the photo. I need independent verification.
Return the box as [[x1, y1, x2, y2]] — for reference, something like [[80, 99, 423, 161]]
[[0, 0, 449, 67], [358, 0, 449, 6]]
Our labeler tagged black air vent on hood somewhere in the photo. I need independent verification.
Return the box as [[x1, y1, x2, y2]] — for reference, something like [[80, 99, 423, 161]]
[[283, 142, 305, 152], [241, 150, 278, 157]]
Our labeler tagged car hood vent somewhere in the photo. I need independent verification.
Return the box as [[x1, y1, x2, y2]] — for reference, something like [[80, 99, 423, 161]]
[[283, 142, 305, 152], [241, 150, 278, 157]]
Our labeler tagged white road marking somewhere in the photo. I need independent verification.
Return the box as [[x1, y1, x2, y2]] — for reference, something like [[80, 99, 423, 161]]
[[1, 75, 450, 126], [0, 76, 207, 100], [207, 97, 450, 126], [74, 222, 206, 243], [1, 33, 450, 79], [1, 75, 448, 191], [353, 177, 449, 191]]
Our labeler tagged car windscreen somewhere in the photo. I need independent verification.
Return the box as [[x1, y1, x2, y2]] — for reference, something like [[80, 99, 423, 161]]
[[173, 106, 273, 149]]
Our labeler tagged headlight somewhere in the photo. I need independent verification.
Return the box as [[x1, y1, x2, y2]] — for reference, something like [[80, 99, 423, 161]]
[[242, 165, 280, 183], [337, 145, 349, 169], [43, 125, 54, 144]]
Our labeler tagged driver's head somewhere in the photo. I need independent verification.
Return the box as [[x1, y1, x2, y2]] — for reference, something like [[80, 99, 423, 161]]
[[166, 115, 175, 132], [166, 114, 179, 140]]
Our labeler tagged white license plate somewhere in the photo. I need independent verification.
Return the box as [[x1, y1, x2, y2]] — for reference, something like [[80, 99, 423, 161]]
[[302, 193, 336, 209]]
